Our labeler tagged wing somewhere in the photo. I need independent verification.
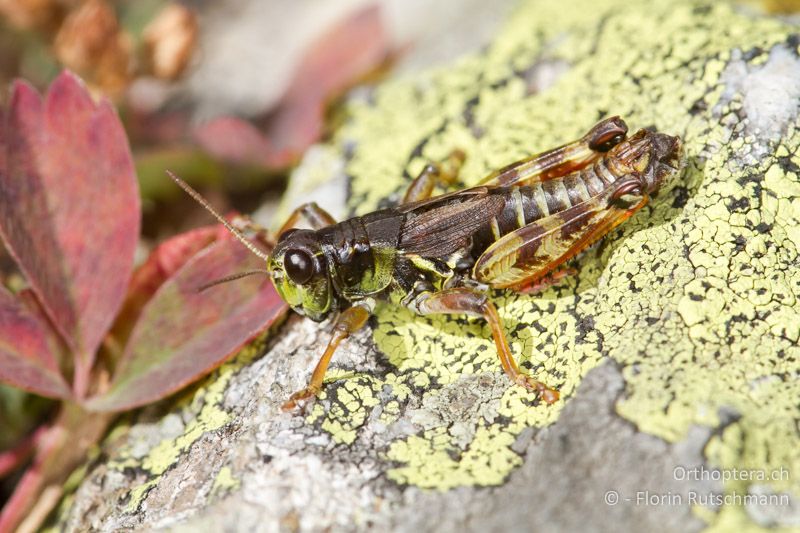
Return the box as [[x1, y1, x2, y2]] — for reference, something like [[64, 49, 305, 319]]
[[477, 116, 628, 188], [399, 194, 505, 257], [473, 181, 648, 289]]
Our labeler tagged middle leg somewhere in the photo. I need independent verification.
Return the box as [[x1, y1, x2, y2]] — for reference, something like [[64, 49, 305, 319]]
[[277, 202, 337, 236], [414, 287, 559, 403], [234, 201, 337, 252]]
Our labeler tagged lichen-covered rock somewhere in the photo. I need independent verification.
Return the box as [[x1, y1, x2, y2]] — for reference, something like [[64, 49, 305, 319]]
[[56, 0, 800, 531]]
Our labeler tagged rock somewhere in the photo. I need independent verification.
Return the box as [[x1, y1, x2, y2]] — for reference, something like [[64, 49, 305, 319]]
[[56, 0, 800, 530]]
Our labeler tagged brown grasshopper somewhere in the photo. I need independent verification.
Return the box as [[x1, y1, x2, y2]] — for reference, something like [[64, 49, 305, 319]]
[[170, 116, 682, 410]]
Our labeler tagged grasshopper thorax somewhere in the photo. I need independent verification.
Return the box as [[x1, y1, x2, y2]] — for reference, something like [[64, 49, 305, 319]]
[[268, 229, 335, 322]]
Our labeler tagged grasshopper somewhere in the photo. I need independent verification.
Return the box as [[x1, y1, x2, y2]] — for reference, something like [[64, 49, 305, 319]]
[[169, 116, 682, 411]]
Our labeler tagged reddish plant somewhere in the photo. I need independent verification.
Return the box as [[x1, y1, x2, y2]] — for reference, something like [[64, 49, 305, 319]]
[[192, 4, 391, 170], [0, 71, 287, 531]]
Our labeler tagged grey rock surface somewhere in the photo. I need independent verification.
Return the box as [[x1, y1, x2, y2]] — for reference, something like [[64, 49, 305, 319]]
[[58, 318, 714, 532], [55, 0, 800, 531]]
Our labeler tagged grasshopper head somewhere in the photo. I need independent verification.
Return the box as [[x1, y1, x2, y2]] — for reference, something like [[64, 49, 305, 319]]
[[607, 129, 683, 196], [646, 130, 683, 195], [268, 229, 334, 322]]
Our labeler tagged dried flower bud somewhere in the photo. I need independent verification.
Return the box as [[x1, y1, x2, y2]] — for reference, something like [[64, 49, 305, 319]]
[[142, 3, 198, 81], [0, 0, 62, 31], [93, 31, 133, 95], [761, 0, 800, 13], [53, 0, 131, 94], [54, 0, 117, 71]]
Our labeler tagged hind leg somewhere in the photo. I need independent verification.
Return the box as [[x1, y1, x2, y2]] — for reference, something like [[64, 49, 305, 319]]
[[402, 149, 466, 203], [510, 267, 578, 294], [477, 116, 628, 187], [414, 287, 559, 404]]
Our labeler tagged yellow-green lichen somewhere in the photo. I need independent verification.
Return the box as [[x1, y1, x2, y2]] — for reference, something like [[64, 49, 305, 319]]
[[211, 466, 240, 496], [310, 373, 382, 445], [387, 425, 521, 490], [295, 0, 800, 528], [107, 338, 265, 511]]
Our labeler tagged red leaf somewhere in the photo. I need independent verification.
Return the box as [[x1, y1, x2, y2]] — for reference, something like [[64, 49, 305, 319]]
[[0, 404, 114, 533], [0, 287, 71, 399], [129, 226, 223, 300], [193, 4, 390, 170], [0, 71, 140, 396], [86, 236, 287, 412], [109, 225, 227, 347], [272, 4, 389, 150], [0, 106, 5, 174], [192, 116, 294, 169], [0, 426, 45, 479]]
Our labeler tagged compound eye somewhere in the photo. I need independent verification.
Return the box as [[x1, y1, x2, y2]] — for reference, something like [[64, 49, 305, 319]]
[[284, 249, 314, 284], [591, 133, 625, 152]]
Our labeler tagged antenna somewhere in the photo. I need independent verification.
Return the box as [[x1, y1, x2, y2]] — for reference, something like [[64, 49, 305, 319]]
[[197, 269, 272, 292], [167, 171, 270, 262]]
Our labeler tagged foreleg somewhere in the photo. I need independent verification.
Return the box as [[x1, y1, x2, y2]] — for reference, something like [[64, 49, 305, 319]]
[[282, 305, 371, 411]]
